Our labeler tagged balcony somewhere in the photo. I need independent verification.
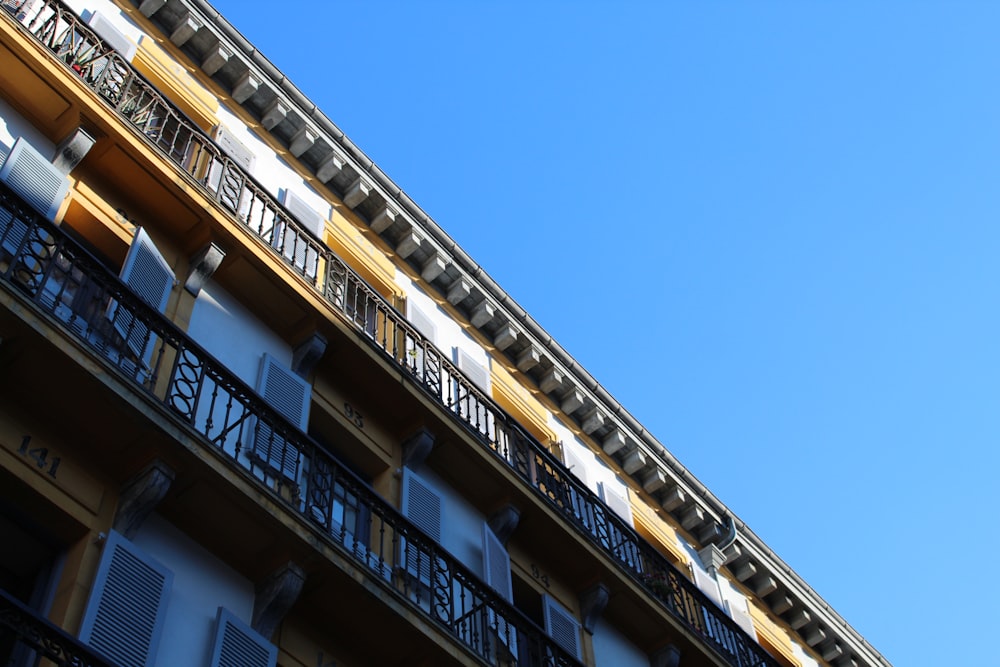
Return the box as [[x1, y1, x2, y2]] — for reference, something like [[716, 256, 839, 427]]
[[0, 587, 115, 667], [0, 179, 582, 667], [0, 2, 779, 666]]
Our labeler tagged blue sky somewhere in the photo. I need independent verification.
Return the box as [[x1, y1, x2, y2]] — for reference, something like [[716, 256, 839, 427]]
[[207, 2, 1000, 665]]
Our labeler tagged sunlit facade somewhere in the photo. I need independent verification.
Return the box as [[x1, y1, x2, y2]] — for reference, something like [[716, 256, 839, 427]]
[[0, 1, 891, 666]]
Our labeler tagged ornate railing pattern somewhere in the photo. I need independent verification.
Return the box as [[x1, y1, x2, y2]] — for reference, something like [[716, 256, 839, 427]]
[[1, 2, 778, 665], [4, 0, 324, 284], [0, 587, 116, 667], [0, 181, 579, 667]]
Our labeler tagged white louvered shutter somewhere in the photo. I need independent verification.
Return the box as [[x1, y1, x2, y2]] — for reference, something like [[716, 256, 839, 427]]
[[406, 302, 437, 373], [724, 598, 758, 640], [112, 228, 175, 359], [562, 444, 591, 487], [252, 354, 311, 480], [562, 445, 595, 528], [482, 523, 512, 601], [280, 188, 325, 239], [598, 480, 634, 528], [482, 523, 517, 658], [455, 347, 490, 392], [691, 562, 724, 607], [400, 467, 442, 582], [543, 595, 582, 660], [79, 531, 173, 667], [0, 137, 69, 221], [454, 348, 492, 438], [208, 607, 277, 667]]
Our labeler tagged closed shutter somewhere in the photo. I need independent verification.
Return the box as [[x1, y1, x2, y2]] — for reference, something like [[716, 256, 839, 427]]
[[280, 188, 325, 239], [455, 347, 489, 392], [406, 303, 440, 394], [691, 562, 723, 607], [79, 531, 172, 667], [543, 595, 582, 660], [86, 11, 137, 62], [252, 354, 311, 480], [562, 444, 591, 487], [400, 467, 442, 583], [724, 598, 758, 640], [112, 228, 175, 359], [598, 480, 634, 528], [208, 607, 277, 667], [0, 137, 69, 221], [454, 348, 492, 438], [563, 445, 595, 529]]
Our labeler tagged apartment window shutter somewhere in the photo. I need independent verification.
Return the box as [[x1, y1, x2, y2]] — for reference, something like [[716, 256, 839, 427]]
[[481, 523, 512, 602], [280, 188, 325, 240], [401, 468, 442, 541], [113, 228, 175, 359], [208, 607, 277, 667], [406, 302, 440, 392], [454, 347, 492, 438], [562, 444, 591, 487], [691, 563, 724, 607], [724, 599, 758, 640], [79, 531, 173, 667], [400, 468, 443, 582], [86, 11, 137, 61], [598, 480, 634, 528], [121, 228, 174, 312], [408, 302, 437, 342], [252, 354, 311, 480], [455, 347, 490, 393], [543, 595, 582, 660], [0, 137, 69, 221]]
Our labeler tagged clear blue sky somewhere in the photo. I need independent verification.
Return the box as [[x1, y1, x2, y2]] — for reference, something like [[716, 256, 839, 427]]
[[208, 2, 1000, 665]]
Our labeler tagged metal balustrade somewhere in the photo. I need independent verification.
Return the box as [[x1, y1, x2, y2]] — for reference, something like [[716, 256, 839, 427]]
[[0, 181, 580, 667], [0, 587, 115, 667], [1, 3, 780, 665], [4, 0, 325, 284]]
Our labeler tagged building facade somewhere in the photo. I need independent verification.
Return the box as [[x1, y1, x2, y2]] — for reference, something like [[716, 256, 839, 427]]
[[0, 1, 890, 666]]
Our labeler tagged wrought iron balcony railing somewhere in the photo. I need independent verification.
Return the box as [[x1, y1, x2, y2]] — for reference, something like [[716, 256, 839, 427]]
[[0, 587, 117, 667], [0, 3, 778, 665], [0, 180, 580, 667]]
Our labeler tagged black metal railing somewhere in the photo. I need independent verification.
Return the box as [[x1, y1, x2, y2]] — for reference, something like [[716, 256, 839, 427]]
[[0, 587, 116, 667], [3, 0, 325, 284], [0, 181, 580, 667], [0, 3, 778, 665]]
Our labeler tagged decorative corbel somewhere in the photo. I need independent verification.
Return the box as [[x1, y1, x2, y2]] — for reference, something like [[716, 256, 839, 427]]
[[112, 459, 175, 539], [650, 644, 681, 667], [401, 428, 435, 468], [184, 242, 226, 296], [579, 583, 609, 635], [292, 332, 328, 378], [487, 505, 521, 546], [252, 562, 306, 639]]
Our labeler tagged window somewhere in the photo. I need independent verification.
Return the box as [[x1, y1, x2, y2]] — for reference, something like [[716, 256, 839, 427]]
[[79, 531, 173, 667], [249, 354, 311, 481], [207, 607, 276, 667]]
